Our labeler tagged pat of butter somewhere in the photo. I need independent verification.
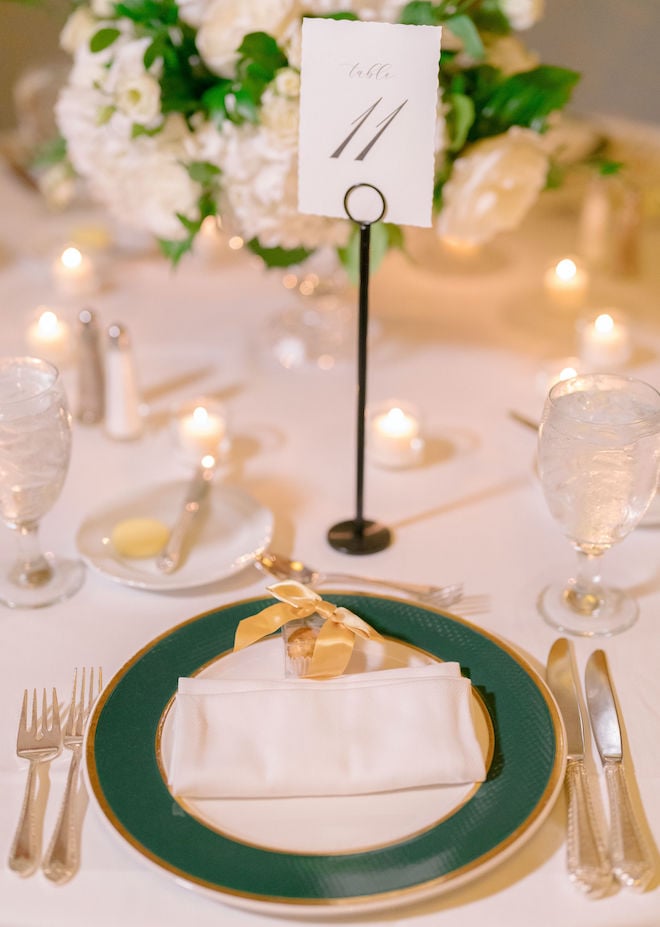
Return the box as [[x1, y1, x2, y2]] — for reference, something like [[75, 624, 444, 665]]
[[111, 517, 170, 558]]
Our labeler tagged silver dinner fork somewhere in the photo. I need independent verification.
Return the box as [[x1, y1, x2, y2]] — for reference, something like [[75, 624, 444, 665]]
[[8, 688, 62, 877], [42, 667, 102, 884]]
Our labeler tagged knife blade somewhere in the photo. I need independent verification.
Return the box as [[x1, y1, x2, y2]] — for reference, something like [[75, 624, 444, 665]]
[[585, 650, 654, 891], [156, 461, 214, 574], [546, 638, 612, 896]]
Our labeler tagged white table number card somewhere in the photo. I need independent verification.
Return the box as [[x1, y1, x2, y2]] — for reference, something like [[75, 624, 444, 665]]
[[298, 18, 442, 228]]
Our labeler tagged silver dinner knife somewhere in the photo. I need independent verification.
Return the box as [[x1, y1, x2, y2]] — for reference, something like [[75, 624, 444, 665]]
[[585, 650, 655, 891], [156, 462, 214, 574], [546, 638, 612, 896]]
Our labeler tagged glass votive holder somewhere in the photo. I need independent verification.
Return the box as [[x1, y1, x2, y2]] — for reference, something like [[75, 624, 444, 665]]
[[536, 356, 581, 397], [367, 400, 424, 469], [171, 396, 230, 464], [25, 305, 75, 368], [543, 255, 589, 312], [577, 310, 632, 371], [282, 615, 324, 678], [51, 244, 100, 300]]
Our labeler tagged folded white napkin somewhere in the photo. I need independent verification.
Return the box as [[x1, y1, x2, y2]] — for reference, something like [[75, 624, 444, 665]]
[[168, 663, 487, 799]]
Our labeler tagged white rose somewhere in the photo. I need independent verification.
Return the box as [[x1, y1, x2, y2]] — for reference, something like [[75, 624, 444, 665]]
[[436, 127, 549, 246], [274, 67, 300, 99], [500, 0, 544, 31], [176, 0, 210, 28], [115, 73, 161, 124], [197, 0, 296, 78], [260, 92, 299, 143], [90, 0, 116, 16], [60, 8, 97, 54]]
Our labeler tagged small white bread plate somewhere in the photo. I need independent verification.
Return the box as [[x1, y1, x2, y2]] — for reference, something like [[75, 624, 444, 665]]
[[76, 481, 273, 592]]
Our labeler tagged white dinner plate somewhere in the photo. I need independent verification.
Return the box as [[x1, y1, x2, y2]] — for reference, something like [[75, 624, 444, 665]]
[[85, 594, 565, 916], [76, 481, 273, 591]]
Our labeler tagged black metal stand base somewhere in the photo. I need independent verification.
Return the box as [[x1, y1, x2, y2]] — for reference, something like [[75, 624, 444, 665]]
[[327, 519, 392, 555]]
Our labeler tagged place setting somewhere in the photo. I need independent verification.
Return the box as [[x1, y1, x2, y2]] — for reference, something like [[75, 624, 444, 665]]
[[2, 3, 660, 926]]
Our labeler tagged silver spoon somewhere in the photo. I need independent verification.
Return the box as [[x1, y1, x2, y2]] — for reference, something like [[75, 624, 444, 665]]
[[254, 550, 487, 612]]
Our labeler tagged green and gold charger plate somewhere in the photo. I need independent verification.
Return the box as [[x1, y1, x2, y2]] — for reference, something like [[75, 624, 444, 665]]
[[85, 594, 565, 915]]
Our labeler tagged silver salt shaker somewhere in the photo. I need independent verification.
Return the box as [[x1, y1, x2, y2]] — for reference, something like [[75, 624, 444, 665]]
[[105, 322, 143, 440], [76, 307, 105, 424]]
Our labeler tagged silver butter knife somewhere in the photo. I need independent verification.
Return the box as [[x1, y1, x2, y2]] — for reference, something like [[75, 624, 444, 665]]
[[156, 462, 214, 574], [546, 638, 612, 897], [585, 650, 655, 891]]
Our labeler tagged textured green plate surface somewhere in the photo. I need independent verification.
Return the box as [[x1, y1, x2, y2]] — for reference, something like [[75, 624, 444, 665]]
[[86, 595, 564, 912]]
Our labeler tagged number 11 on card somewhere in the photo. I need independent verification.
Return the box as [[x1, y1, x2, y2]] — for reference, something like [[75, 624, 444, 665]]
[[330, 98, 408, 162]]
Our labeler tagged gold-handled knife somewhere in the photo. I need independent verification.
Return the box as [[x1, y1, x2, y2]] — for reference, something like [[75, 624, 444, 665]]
[[585, 650, 655, 891], [156, 460, 215, 574], [546, 638, 613, 897]]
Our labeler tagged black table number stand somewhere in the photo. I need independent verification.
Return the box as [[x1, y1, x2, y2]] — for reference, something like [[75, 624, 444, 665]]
[[327, 183, 392, 555]]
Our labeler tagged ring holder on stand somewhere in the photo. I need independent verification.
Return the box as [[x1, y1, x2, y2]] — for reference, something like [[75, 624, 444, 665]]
[[327, 183, 392, 555]]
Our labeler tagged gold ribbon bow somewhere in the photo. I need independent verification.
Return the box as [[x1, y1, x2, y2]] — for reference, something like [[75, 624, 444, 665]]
[[233, 581, 382, 677]]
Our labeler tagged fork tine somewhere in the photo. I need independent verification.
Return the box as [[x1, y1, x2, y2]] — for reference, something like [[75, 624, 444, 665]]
[[76, 667, 86, 736], [31, 689, 38, 735], [17, 689, 27, 737], [51, 689, 61, 734], [41, 689, 48, 737], [67, 669, 78, 737]]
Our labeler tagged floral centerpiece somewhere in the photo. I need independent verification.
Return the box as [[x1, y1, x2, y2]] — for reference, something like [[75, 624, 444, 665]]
[[53, 0, 579, 267]]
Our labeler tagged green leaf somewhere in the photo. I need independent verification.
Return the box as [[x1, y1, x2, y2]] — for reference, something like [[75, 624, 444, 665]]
[[319, 11, 359, 19], [399, 2, 437, 26], [90, 28, 121, 53], [473, 0, 511, 35], [157, 236, 194, 265], [337, 223, 401, 284], [446, 92, 475, 151], [444, 14, 484, 60], [237, 32, 287, 73], [131, 121, 162, 138], [470, 65, 580, 138], [186, 160, 220, 185], [246, 240, 313, 268], [30, 135, 67, 170]]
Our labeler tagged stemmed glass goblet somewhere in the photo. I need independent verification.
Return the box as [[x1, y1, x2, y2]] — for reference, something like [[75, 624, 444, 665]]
[[0, 356, 85, 608], [537, 373, 660, 636]]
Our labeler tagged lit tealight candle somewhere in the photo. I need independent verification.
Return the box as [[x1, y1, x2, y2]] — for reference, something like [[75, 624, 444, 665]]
[[194, 216, 226, 264], [543, 257, 589, 311], [26, 307, 73, 367], [578, 311, 632, 370], [174, 400, 228, 461], [52, 245, 99, 298], [368, 402, 424, 469], [536, 356, 581, 396]]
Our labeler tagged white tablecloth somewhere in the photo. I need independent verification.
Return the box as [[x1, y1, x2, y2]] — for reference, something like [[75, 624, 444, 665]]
[[1, 129, 660, 926]]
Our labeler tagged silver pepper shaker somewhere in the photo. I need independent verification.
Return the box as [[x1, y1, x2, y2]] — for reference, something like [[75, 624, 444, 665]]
[[105, 322, 143, 440], [76, 308, 105, 424]]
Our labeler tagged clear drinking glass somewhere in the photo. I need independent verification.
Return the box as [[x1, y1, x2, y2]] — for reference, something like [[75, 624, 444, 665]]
[[537, 373, 660, 636], [0, 357, 85, 608]]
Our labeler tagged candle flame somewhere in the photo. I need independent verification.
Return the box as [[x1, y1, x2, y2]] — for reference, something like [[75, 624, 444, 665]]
[[192, 406, 209, 425], [382, 407, 414, 437], [595, 313, 614, 333], [37, 309, 59, 336], [555, 258, 577, 282], [61, 246, 83, 269], [201, 454, 215, 468]]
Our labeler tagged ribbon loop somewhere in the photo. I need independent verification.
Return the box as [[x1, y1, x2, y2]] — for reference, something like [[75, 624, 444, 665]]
[[233, 581, 382, 677]]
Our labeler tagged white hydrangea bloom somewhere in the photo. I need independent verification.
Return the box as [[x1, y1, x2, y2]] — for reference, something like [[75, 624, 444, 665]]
[[436, 127, 549, 246], [500, 0, 544, 31]]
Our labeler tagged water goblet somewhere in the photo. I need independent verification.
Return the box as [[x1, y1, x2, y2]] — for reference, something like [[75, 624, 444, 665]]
[[0, 356, 85, 608], [537, 373, 660, 636]]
